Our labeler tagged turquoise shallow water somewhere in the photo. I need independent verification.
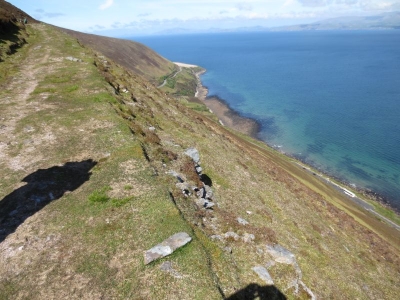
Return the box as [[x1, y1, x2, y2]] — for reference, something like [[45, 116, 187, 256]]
[[135, 31, 400, 209]]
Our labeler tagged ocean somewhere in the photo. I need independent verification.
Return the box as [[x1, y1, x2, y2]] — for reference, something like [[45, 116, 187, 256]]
[[134, 31, 400, 209]]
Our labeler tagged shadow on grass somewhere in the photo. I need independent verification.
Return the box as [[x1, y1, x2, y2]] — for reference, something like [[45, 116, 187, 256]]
[[225, 283, 287, 300], [0, 159, 97, 243], [0, 21, 22, 44]]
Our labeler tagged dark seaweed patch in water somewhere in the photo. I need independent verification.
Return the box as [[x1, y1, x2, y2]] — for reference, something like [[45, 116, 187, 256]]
[[339, 156, 372, 181], [257, 116, 280, 138]]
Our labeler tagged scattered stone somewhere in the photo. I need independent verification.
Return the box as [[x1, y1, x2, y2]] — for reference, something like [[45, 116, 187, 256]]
[[252, 266, 274, 285], [195, 165, 203, 174], [166, 170, 184, 183], [246, 211, 252, 215], [210, 235, 223, 241], [65, 56, 82, 62], [144, 232, 192, 265], [237, 217, 249, 225], [223, 246, 233, 254], [266, 244, 296, 265], [185, 148, 200, 163], [224, 231, 240, 241], [195, 198, 214, 209], [23, 126, 34, 132], [176, 182, 190, 191], [256, 247, 264, 255], [242, 232, 255, 243], [196, 187, 206, 198], [159, 261, 183, 279], [149, 126, 156, 131], [265, 261, 276, 269], [299, 280, 316, 300], [204, 185, 213, 199]]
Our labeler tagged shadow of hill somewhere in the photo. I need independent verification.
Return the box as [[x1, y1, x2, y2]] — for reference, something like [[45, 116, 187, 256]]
[[226, 283, 287, 300], [0, 159, 97, 243]]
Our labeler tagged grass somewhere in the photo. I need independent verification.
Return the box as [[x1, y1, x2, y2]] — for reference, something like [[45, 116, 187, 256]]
[[88, 186, 112, 203], [0, 22, 399, 300]]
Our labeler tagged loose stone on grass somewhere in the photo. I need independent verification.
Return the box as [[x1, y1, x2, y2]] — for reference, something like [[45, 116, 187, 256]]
[[237, 217, 249, 225], [252, 266, 274, 285], [184, 147, 200, 163], [144, 232, 192, 265]]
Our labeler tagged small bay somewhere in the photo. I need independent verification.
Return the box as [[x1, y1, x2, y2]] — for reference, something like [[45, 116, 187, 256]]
[[135, 31, 400, 209]]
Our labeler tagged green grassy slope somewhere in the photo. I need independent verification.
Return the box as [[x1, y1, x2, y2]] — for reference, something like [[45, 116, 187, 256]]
[[0, 22, 399, 300], [57, 27, 177, 85]]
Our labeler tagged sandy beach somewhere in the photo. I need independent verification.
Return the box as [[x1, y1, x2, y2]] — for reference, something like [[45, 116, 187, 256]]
[[193, 68, 260, 138]]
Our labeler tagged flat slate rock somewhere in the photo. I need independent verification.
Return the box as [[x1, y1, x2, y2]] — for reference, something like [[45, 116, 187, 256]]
[[252, 266, 274, 285], [266, 244, 296, 265], [185, 148, 200, 163], [144, 232, 192, 264]]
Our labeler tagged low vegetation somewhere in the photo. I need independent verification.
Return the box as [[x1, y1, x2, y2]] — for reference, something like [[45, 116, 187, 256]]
[[0, 19, 399, 300]]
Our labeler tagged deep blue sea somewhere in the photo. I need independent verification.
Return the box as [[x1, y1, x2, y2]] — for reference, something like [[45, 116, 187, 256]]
[[134, 31, 400, 209]]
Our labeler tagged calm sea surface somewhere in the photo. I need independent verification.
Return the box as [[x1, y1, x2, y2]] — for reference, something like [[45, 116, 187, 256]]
[[134, 31, 400, 208]]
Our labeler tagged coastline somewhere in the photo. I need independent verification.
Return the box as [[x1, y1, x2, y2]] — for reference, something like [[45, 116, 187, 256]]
[[184, 64, 400, 230], [194, 69, 260, 138]]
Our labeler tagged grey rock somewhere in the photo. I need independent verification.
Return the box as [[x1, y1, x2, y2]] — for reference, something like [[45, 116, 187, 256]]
[[299, 280, 316, 300], [195, 198, 214, 209], [149, 126, 156, 131], [237, 217, 249, 225], [196, 187, 206, 198], [242, 232, 255, 243], [266, 244, 296, 265], [195, 166, 203, 174], [204, 185, 213, 199], [167, 170, 179, 177], [144, 232, 192, 264], [176, 182, 190, 191], [210, 235, 223, 241], [224, 231, 240, 241], [65, 56, 82, 62], [265, 261, 276, 269], [185, 148, 200, 163], [252, 266, 274, 285], [166, 170, 184, 183], [223, 246, 233, 254]]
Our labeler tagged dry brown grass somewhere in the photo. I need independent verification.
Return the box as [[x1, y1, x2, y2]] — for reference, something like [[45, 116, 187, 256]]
[[0, 21, 399, 300]]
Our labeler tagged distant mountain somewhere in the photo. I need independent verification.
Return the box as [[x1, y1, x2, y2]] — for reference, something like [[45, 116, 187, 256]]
[[269, 12, 400, 31], [152, 12, 400, 35]]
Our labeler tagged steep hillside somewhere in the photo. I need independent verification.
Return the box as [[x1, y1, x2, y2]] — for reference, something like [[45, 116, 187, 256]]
[[58, 27, 177, 85], [0, 0, 37, 62], [0, 19, 399, 300]]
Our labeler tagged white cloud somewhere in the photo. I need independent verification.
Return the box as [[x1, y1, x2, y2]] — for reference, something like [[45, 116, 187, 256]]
[[99, 0, 114, 10]]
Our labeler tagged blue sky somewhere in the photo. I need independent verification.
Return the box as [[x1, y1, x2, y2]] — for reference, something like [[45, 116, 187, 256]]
[[8, 0, 400, 36]]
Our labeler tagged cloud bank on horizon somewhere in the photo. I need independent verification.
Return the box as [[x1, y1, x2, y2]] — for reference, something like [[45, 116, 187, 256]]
[[8, 0, 400, 36]]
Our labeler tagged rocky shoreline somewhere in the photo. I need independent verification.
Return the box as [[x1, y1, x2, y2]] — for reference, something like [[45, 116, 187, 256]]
[[187, 65, 400, 226], [194, 69, 260, 138]]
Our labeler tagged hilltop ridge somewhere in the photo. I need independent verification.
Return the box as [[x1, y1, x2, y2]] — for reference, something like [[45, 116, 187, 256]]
[[0, 3, 399, 299], [57, 27, 176, 85]]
